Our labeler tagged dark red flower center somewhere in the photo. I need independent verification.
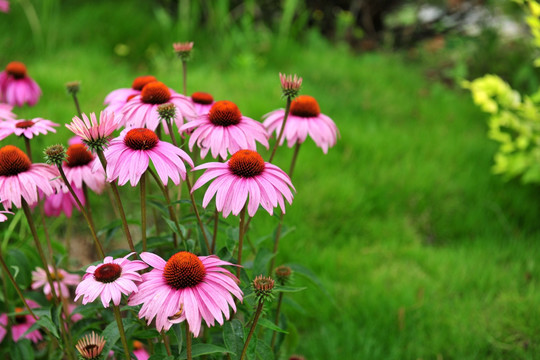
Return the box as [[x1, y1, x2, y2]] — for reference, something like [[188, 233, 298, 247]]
[[94, 263, 122, 283], [126, 94, 138, 102], [84, 344, 98, 353], [65, 144, 94, 168], [14, 307, 27, 324], [163, 252, 206, 289], [141, 81, 171, 104], [132, 75, 157, 91], [228, 150, 265, 178], [0, 145, 31, 177], [208, 100, 242, 126], [290, 95, 321, 118], [6, 62, 27, 79], [191, 92, 214, 105], [15, 120, 35, 129], [124, 128, 159, 150]]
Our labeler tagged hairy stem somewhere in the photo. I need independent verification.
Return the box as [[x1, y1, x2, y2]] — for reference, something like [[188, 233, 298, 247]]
[[240, 300, 264, 360]]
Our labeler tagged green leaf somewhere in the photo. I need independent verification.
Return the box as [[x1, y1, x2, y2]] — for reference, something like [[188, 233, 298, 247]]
[[101, 318, 135, 359], [172, 323, 183, 355], [24, 316, 60, 340], [148, 355, 175, 360], [288, 263, 333, 302], [274, 285, 307, 293], [257, 318, 288, 334], [223, 319, 244, 359], [13, 339, 35, 360], [255, 338, 274, 360], [178, 343, 231, 359], [252, 248, 275, 276], [163, 216, 187, 238]]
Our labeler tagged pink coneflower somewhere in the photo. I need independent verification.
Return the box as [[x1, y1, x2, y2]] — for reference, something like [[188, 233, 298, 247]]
[[122, 81, 196, 131], [104, 75, 157, 114], [11, 300, 42, 343], [102, 128, 193, 186], [32, 266, 80, 299], [0, 0, 8, 13], [133, 340, 150, 360], [0, 103, 16, 121], [0, 209, 12, 222], [190, 92, 215, 116], [0, 145, 60, 209], [263, 95, 339, 153], [66, 111, 121, 152], [0, 117, 58, 140], [63, 143, 106, 193], [180, 100, 269, 160], [0, 313, 6, 343], [0, 62, 41, 107], [43, 184, 84, 218], [75, 253, 147, 308], [192, 149, 295, 217], [128, 251, 243, 336]]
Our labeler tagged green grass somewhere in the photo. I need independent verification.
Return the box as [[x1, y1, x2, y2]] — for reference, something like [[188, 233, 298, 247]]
[[2, 1, 540, 359]]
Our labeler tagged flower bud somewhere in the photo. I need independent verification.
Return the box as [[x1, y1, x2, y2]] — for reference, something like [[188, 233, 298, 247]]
[[252, 275, 275, 302], [44, 144, 67, 166]]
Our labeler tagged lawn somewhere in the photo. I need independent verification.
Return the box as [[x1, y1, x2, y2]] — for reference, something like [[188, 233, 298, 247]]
[[1, 1, 540, 359]]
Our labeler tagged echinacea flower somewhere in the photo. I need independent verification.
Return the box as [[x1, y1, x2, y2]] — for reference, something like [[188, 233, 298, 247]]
[[0, 117, 58, 141], [0, 209, 13, 222], [190, 91, 215, 116], [133, 340, 150, 360], [10, 300, 42, 343], [101, 128, 193, 186], [122, 81, 196, 131], [0, 314, 6, 343], [63, 143, 106, 193], [128, 251, 243, 336], [180, 100, 269, 159], [75, 253, 147, 308], [43, 184, 84, 218], [263, 95, 339, 154], [32, 266, 80, 298], [0, 145, 60, 209], [104, 75, 157, 114], [0, 61, 41, 107], [0, 103, 16, 121], [66, 111, 121, 152], [191, 149, 295, 217], [76, 332, 106, 360]]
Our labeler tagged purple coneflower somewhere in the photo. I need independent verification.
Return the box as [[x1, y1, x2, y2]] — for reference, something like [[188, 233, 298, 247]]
[[0, 62, 41, 107], [75, 253, 147, 308], [102, 128, 193, 186], [0, 117, 58, 140], [180, 100, 269, 160], [0, 145, 60, 209], [128, 251, 243, 336], [192, 149, 295, 217], [10, 300, 42, 343], [190, 91, 215, 116], [43, 184, 84, 218], [32, 266, 80, 299], [66, 111, 121, 152], [263, 95, 339, 153], [0, 209, 12, 222], [104, 75, 157, 113], [122, 81, 196, 131], [63, 143, 105, 193], [0, 103, 16, 121], [134, 340, 150, 360]]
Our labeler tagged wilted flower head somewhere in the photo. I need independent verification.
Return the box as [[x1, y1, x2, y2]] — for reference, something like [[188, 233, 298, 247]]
[[76, 332, 106, 360], [252, 275, 275, 302], [280, 73, 302, 99], [66, 111, 120, 152], [173, 41, 194, 61]]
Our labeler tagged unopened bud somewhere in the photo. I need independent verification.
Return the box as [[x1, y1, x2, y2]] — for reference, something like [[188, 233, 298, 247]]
[[252, 275, 275, 302], [44, 144, 66, 166]]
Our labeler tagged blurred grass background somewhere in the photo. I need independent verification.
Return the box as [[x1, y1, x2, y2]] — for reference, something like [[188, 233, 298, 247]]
[[2, 0, 540, 359]]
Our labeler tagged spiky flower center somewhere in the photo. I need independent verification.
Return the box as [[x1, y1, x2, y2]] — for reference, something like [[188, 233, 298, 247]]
[[14, 307, 27, 324], [94, 263, 122, 283], [208, 100, 242, 126], [228, 150, 265, 178], [163, 252, 206, 289], [6, 61, 27, 79], [191, 92, 214, 105], [124, 128, 159, 150], [15, 120, 35, 129], [65, 144, 94, 168], [290, 95, 321, 118], [132, 75, 157, 91], [141, 81, 171, 104], [0, 145, 31, 177]]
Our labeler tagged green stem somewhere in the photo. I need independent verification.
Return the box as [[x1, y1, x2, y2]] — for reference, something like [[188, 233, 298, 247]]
[[182, 60, 188, 95], [211, 208, 219, 254], [71, 92, 82, 119], [268, 97, 292, 163], [240, 300, 264, 360], [161, 331, 172, 356], [23, 137, 32, 162], [82, 183, 96, 230], [0, 249, 37, 320], [185, 175, 211, 253], [270, 292, 284, 350], [236, 207, 247, 278], [186, 322, 192, 360], [21, 199, 59, 302], [141, 171, 147, 251], [112, 305, 131, 360], [96, 150, 135, 253], [148, 168, 184, 248], [57, 166, 105, 258]]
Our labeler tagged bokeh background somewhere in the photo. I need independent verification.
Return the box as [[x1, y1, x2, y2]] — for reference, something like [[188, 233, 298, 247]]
[[2, 0, 540, 359]]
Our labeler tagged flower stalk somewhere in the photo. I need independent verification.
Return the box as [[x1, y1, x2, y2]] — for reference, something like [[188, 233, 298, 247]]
[[237, 207, 247, 278], [240, 299, 264, 360], [112, 305, 131, 360], [140, 171, 147, 251]]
